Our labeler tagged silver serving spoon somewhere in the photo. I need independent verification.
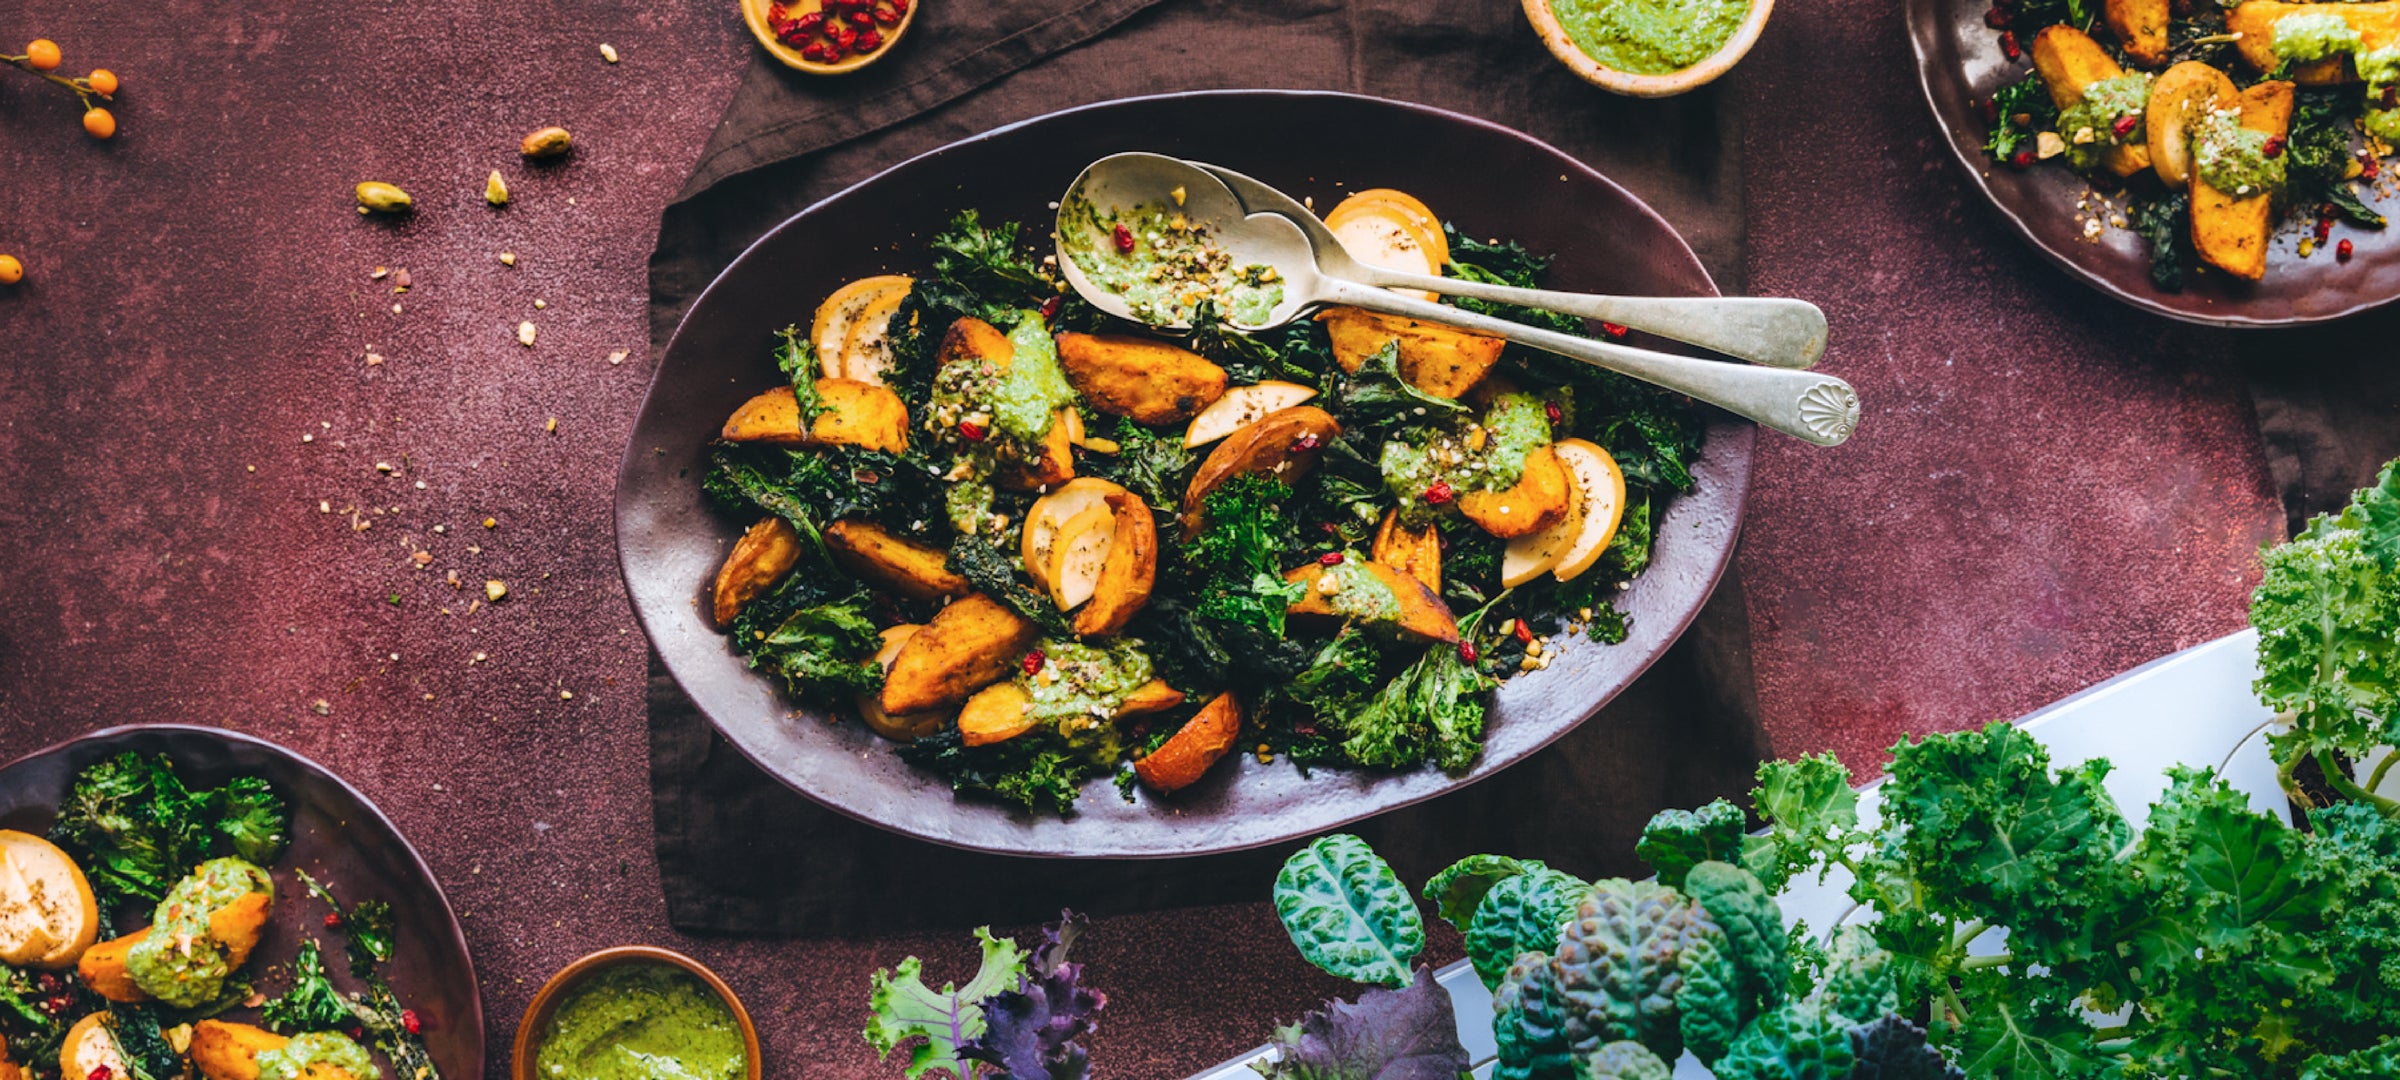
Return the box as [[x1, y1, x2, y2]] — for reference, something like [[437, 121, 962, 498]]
[[1054, 153, 1859, 446]]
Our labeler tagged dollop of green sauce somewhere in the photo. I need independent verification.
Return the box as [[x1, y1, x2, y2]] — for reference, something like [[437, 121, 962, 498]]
[[1022, 639, 1155, 725], [536, 963, 748, 1080], [1549, 0, 1751, 76], [126, 857, 272, 1008], [257, 1032, 382, 1080], [2193, 109, 2286, 197], [990, 313, 1076, 447], [2368, 106, 2400, 144], [1378, 392, 1551, 522], [1313, 562, 1402, 621], [2358, 44, 2400, 87], [2272, 12, 2361, 62], [2059, 73, 2153, 173], [1062, 199, 1283, 327]]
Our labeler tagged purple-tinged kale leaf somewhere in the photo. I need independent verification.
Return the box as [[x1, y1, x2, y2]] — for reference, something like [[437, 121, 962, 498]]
[[1260, 967, 1470, 1080], [960, 911, 1106, 1080]]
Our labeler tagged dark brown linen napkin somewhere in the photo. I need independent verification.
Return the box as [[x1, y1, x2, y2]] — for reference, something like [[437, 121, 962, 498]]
[[2239, 307, 2400, 532], [646, 0, 1766, 936]]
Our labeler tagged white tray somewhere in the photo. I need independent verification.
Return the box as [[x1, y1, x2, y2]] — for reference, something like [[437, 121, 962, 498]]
[[1194, 628, 2314, 1079]]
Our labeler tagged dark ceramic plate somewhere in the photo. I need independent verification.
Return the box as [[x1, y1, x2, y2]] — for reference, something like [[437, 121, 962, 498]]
[[1908, 0, 2400, 325], [0, 725, 485, 1080], [617, 90, 1755, 857]]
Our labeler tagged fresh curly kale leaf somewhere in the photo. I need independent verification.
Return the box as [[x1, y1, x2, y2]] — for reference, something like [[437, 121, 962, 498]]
[[727, 578, 885, 702], [262, 939, 351, 1033], [1583, 1040, 1674, 1080], [2300, 1037, 2400, 1080], [1260, 968, 1469, 1080], [1712, 1000, 1857, 1080], [867, 926, 1030, 1080], [1552, 878, 1722, 1061], [1274, 835, 1426, 988], [1745, 753, 1858, 893], [1985, 71, 2057, 161], [1464, 868, 1587, 990], [1492, 951, 1578, 1080], [1636, 799, 1747, 891], [2297, 802, 2400, 1034], [1188, 474, 1299, 580], [1845, 1014, 1962, 1080], [1422, 854, 1534, 934], [1947, 971, 2102, 1080], [961, 912, 1105, 1080], [2252, 459, 2400, 761], [1684, 861, 1789, 1014]]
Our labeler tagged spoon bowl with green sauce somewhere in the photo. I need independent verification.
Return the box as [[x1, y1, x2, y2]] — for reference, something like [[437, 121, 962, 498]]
[[514, 947, 760, 1080], [1523, 0, 1776, 97]]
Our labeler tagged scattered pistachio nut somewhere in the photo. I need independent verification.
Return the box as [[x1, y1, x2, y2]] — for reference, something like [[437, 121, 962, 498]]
[[485, 580, 508, 602], [520, 126, 573, 159], [599, 43, 619, 63], [517, 320, 538, 347], [355, 181, 413, 213], [486, 170, 510, 206]]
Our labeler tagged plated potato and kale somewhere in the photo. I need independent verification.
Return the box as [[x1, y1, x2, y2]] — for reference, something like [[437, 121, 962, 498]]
[[1983, 0, 2396, 286], [701, 190, 1702, 814], [0, 755, 437, 1080]]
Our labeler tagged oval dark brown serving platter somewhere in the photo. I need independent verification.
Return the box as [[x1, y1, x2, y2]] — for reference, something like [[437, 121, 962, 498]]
[[617, 90, 1755, 858], [1907, 0, 2400, 326], [0, 724, 485, 1080]]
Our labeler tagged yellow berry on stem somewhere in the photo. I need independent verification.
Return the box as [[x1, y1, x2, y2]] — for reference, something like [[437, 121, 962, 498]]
[[82, 107, 115, 139], [86, 68, 117, 95], [0, 255, 23, 285], [25, 39, 61, 70]]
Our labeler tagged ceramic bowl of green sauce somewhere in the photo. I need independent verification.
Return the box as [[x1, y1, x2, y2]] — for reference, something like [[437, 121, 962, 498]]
[[1522, 0, 1775, 97], [513, 947, 761, 1080]]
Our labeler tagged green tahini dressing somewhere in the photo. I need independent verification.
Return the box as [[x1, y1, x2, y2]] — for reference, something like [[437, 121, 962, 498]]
[[2059, 73, 2153, 173], [2192, 109, 2286, 197], [535, 963, 748, 1080], [1061, 199, 1283, 327], [1022, 639, 1155, 726], [1378, 392, 1552, 524], [257, 1033, 382, 1080], [1310, 563, 1401, 621], [1548, 0, 1751, 76], [990, 313, 1076, 446], [2271, 12, 2361, 62], [126, 857, 272, 1008]]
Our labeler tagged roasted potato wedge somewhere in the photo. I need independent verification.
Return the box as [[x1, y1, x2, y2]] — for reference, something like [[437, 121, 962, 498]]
[[938, 316, 1015, 369], [2031, 26, 2154, 178], [712, 516, 804, 628], [719, 380, 909, 452], [2230, 1, 2400, 82], [189, 1020, 288, 1080], [827, 520, 971, 601], [1372, 509, 1442, 594], [1072, 490, 1159, 637], [2105, 0, 2169, 66], [858, 626, 952, 742], [996, 408, 1077, 491], [1115, 679, 1186, 718], [2193, 80, 2296, 281], [958, 682, 1037, 747], [1181, 406, 1343, 534], [881, 594, 1039, 715], [76, 931, 147, 1003], [1286, 560, 1461, 644], [2147, 62, 2240, 187], [1316, 308, 1506, 399], [208, 890, 272, 970], [1055, 333, 1228, 424], [1134, 692, 1244, 794], [1458, 446, 1572, 539]]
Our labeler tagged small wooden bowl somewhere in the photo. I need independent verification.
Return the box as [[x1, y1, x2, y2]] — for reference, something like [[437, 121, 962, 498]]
[[512, 946, 762, 1080], [742, 0, 917, 75], [1521, 0, 1774, 97]]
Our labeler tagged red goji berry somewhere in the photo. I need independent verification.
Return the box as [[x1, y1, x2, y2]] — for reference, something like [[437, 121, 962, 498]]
[[324, 912, 342, 928], [88, 1067, 111, 1080], [1289, 433, 1321, 452], [874, 3, 902, 25], [791, 10, 826, 33], [1600, 322, 1629, 339], [957, 420, 986, 441], [2011, 149, 2035, 169], [1458, 641, 1478, 663], [2261, 134, 2285, 159], [1113, 223, 1135, 253], [1984, 6, 2010, 27], [2112, 114, 2140, 137], [2338, 239, 2355, 261], [1544, 401, 1563, 426], [1318, 551, 1345, 566], [855, 27, 882, 50], [1513, 618, 1534, 643], [2000, 30, 2021, 59], [847, 9, 875, 25], [1039, 294, 1062, 321], [402, 1009, 423, 1035], [1022, 650, 1045, 675], [1422, 481, 1453, 505]]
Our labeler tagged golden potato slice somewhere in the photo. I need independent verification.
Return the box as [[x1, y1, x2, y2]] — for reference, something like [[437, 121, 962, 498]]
[[59, 1014, 128, 1080], [1286, 560, 1461, 644], [958, 682, 1037, 747], [1372, 509, 1443, 594], [2031, 25, 2154, 178], [719, 380, 908, 452], [207, 890, 272, 970], [1115, 679, 1186, 718], [1458, 446, 1572, 539], [2229, 1, 2400, 81], [1180, 406, 1343, 535], [2193, 80, 2296, 281], [2105, 0, 2169, 66], [712, 517, 804, 628], [858, 627, 952, 742], [827, 519, 971, 601], [1072, 490, 1160, 637], [1134, 692, 1244, 794], [881, 594, 1039, 715], [1054, 333, 1228, 424], [189, 1020, 288, 1080], [1316, 308, 1506, 399], [1186, 381, 1319, 447], [2147, 62, 2239, 187], [76, 930, 148, 1003], [937, 316, 1015, 370], [813, 275, 912, 377]]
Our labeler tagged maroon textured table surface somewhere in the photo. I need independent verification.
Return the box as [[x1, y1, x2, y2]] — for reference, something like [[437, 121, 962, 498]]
[[0, 2, 2281, 1077]]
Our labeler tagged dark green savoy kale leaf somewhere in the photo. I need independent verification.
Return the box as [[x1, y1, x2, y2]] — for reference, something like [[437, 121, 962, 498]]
[[2128, 194, 2191, 292], [1464, 867, 1587, 989], [262, 939, 350, 1033], [1636, 798, 1748, 891], [1492, 951, 1578, 1080], [1712, 1000, 1857, 1080], [1683, 861, 1789, 1015], [1551, 878, 1722, 1061], [1845, 1014, 1963, 1080], [1421, 853, 1537, 934], [1584, 1040, 1674, 1080]]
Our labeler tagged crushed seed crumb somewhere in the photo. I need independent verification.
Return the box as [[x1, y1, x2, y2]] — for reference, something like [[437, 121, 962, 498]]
[[517, 321, 538, 347], [608, 350, 628, 365], [485, 580, 508, 601], [499, 252, 517, 267], [600, 43, 619, 63]]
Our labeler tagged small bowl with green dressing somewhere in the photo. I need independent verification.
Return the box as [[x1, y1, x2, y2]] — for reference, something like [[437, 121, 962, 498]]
[[513, 947, 761, 1080], [1522, 0, 1775, 97]]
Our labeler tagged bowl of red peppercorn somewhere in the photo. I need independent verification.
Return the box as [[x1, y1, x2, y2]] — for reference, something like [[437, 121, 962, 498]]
[[746, 0, 915, 74]]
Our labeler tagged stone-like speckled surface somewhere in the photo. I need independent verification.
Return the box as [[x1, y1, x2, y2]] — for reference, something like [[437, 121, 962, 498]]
[[0, 1, 2281, 1077]]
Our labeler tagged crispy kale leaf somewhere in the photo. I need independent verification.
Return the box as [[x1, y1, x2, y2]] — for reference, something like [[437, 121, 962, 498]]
[[948, 537, 1073, 639], [2290, 90, 2389, 229], [2128, 193, 2192, 292], [704, 444, 951, 554], [296, 870, 396, 976], [866, 926, 1031, 1080], [724, 577, 886, 705], [773, 325, 826, 423], [212, 776, 290, 867], [960, 912, 1105, 1080], [899, 728, 1089, 814], [1330, 342, 1467, 439], [343, 975, 440, 1080], [1083, 416, 1191, 512], [1985, 71, 2057, 161], [1336, 637, 1496, 772], [105, 1006, 184, 1080], [1442, 228, 1585, 337], [48, 752, 294, 921], [1259, 968, 1469, 1080], [262, 939, 352, 1033], [1636, 799, 1748, 891]]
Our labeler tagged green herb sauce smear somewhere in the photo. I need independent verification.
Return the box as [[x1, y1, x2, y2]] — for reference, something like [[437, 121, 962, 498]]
[[990, 313, 1076, 445], [1548, 0, 1751, 76], [2271, 12, 2361, 63], [257, 1033, 381, 1080], [536, 963, 748, 1080], [2193, 109, 2286, 197], [1061, 199, 1282, 327], [2060, 73, 2153, 173], [126, 857, 272, 1008]]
